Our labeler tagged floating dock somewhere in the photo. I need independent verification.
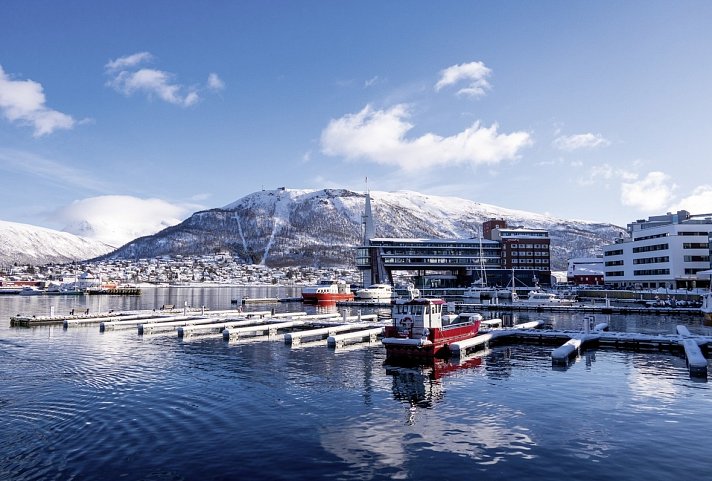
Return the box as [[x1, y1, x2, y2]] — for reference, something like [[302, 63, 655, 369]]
[[7, 307, 710, 379]]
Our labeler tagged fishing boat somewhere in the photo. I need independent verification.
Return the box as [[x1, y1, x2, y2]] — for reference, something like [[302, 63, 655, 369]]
[[354, 283, 393, 302], [381, 297, 482, 359], [301, 279, 354, 303]]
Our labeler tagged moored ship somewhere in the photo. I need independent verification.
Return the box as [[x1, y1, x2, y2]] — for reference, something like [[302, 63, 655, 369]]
[[382, 297, 482, 359], [354, 283, 393, 302], [301, 279, 354, 303]]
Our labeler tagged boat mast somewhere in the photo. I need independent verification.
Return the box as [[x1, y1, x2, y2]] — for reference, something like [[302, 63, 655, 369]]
[[478, 231, 488, 286]]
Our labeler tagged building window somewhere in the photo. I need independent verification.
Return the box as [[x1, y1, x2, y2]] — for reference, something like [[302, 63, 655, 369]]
[[633, 269, 670, 276], [683, 242, 709, 249], [633, 256, 669, 264], [684, 255, 710, 262], [632, 243, 668, 253]]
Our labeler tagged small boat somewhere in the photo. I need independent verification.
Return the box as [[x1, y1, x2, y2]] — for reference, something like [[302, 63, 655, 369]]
[[462, 279, 498, 302], [381, 297, 482, 359], [518, 289, 576, 306], [354, 283, 393, 302], [18, 286, 43, 296], [301, 279, 354, 303]]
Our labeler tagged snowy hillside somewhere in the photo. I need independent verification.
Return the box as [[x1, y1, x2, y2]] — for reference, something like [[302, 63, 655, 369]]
[[0, 220, 115, 266], [104, 188, 626, 270]]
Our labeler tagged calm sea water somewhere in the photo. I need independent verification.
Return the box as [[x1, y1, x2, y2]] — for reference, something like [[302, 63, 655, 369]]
[[2, 287, 712, 481]]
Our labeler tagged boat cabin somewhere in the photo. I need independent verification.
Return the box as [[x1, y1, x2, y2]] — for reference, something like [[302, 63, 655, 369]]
[[391, 298, 477, 337]]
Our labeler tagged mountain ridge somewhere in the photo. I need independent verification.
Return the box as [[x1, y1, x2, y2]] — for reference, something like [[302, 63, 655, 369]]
[[0, 220, 115, 266], [102, 188, 626, 270]]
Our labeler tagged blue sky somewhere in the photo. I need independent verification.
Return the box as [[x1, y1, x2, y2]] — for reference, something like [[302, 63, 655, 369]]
[[1, 1, 712, 245]]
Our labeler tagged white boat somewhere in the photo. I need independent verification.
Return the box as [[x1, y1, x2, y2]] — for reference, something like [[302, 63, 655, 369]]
[[354, 283, 393, 302], [19, 286, 43, 296], [462, 279, 498, 302], [463, 234, 499, 302], [519, 289, 577, 306]]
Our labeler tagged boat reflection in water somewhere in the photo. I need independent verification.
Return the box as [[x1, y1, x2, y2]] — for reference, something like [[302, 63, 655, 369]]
[[384, 355, 484, 425]]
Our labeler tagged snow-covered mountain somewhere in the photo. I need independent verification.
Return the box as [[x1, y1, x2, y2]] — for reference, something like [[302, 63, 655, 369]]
[[104, 188, 626, 270], [0, 220, 115, 266]]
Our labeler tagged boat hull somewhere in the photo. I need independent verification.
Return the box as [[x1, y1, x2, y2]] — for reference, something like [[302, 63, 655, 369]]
[[383, 322, 480, 359], [302, 293, 354, 303]]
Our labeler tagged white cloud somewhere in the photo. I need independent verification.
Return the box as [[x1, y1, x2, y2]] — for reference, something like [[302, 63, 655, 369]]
[[105, 52, 223, 107], [621, 171, 676, 212], [57, 195, 190, 247], [207, 73, 225, 91], [105, 52, 153, 72], [553, 133, 610, 151], [578, 163, 636, 186], [320, 104, 531, 171], [364, 76, 380, 88], [668, 185, 712, 215], [435, 61, 492, 98], [0, 65, 75, 136]]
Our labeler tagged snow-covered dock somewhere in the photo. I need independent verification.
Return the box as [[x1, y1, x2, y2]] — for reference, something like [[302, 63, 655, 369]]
[[327, 327, 385, 348]]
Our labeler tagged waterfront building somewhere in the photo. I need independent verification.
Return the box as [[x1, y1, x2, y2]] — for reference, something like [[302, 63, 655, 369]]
[[602, 210, 712, 289], [356, 196, 552, 288], [566, 257, 604, 285], [485, 220, 552, 285]]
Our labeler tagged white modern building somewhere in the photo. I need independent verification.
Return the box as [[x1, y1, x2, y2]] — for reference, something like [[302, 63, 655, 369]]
[[602, 210, 712, 289]]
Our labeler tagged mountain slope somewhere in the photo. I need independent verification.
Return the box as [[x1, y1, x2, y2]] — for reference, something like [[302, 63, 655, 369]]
[[103, 188, 626, 270], [0, 220, 115, 266]]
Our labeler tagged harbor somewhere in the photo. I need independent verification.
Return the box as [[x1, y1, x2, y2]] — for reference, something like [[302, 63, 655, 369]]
[[8, 288, 711, 379], [3, 285, 712, 481]]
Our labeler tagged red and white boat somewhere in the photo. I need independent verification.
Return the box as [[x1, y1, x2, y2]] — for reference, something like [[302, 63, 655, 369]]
[[301, 279, 354, 303], [382, 298, 482, 359]]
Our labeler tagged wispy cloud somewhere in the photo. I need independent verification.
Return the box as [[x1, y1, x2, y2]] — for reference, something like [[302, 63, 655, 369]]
[[0, 64, 75, 136], [577, 163, 636, 186], [553, 133, 610, 152], [105, 52, 223, 107], [364, 76, 381, 88], [435, 61, 492, 98], [104, 52, 153, 72], [0, 148, 110, 192], [621, 171, 676, 212], [320, 104, 531, 172]]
